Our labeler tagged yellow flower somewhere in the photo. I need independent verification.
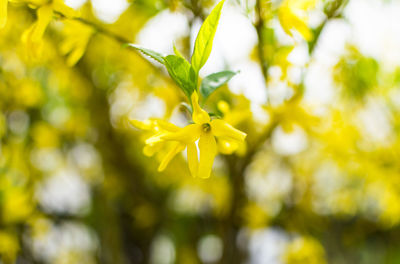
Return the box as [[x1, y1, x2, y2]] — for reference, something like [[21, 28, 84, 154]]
[[130, 118, 186, 171], [0, 0, 7, 28], [1, 0, 53, 28], [2, 187, 34, 223], [159, 92, 246, 178], [278, 0, 318, 41], [216, 100, 249, 155], [21, 0, 76, 57], [284, 236, 327, 264], [0, 231, 19, 262], [21, 4, 53, 57], [60, 20, 94, 66]]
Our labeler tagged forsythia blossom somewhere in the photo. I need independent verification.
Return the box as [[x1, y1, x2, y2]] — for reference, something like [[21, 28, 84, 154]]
[[61, 20, 94, 66], [132, 92, 246, 178], [216, 100, 249, 155], [18, 0, 76, 56], [1, 0, 73, 29], [130, 118, 186, 172], [278, 0, 318, 41], [0, 0, 6, 28], [21, 4, 53, 56]]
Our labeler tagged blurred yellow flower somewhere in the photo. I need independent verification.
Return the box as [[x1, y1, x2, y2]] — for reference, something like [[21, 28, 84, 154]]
[[241, 202, 270, 228], [31, 122, 59, 148], [0, 0, 6, 28], [1, 0, 51, 28], [278, 0, 318, 41], [266, 98, 319, 133], [216, 100, 249, 155], [130, 118, 186, 172], [284, 236, 327, 264], [21, 0, 76, 57], [133, 92, 246, 178], [0, 231, 19, 262], [2, 187, 34, 223], [21, 4, 53, 57], [15, 79, 44, 107], [61, 20, 94, 66]]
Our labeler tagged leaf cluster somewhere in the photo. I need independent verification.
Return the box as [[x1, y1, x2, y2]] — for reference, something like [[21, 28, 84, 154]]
[[129, 0, 237, 104]]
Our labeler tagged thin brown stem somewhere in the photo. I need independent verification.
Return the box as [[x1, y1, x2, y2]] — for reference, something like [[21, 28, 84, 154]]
[[255, 0, 269, 82]]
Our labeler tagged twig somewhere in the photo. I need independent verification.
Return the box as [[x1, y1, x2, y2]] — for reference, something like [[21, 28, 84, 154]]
[[53, 11, 176, 86], [255, 0, 269, 82], [244, 0, 350, 171]]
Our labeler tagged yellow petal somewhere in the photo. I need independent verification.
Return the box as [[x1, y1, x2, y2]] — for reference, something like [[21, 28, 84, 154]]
[[21, 24, 35, 45], [278, 6, 295, 37], [130, 119, 180, 133], [187, 142, 199, 177], [158, 142, 185, 171], [217, 100, 230, 114], [278, 2, 313, 41], [145, 132, 169, 145], [60, 37, 75, 55], [198, 133, 217, 178], [162, 124, 201, 144], [31, 5, 53, 42], [291, 15, 313, 41], [143, 142, 163, 157], [191, 91, 210, 124], [0, 0, 7, 28], [156, 119, 180, 132], [66, 45, 86, 66], [296, 0, 318, 10], [217, 138, 239, 155], [211, 119, 246, 142], [129, 119, 153, 130]]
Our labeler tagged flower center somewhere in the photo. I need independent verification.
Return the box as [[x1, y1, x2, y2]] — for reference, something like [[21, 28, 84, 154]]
[[202, 123, 211, 132]]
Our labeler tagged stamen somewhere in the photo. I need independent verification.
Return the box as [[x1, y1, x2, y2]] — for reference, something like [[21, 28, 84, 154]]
[[202, 123, 211, 132]]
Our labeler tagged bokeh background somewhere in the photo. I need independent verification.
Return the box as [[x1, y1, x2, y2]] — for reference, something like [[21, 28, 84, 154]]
[[1, 0, 400, 263]]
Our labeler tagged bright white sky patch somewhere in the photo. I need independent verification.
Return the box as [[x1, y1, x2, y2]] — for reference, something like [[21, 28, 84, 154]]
[[206, 5, 266, 103], [248, 228, 289, 264], [304, 20, 350, 105], [37, 169, 91, 215], [356, 99, 394, 145], [91, 0, 129, 23], [198, 235, 223, 263], [346, 0, 400, 69], [31, 221, 97, 263], [137, 10, 189, 55], [64, 0, 87, 9], [272, 125, 308, 156]]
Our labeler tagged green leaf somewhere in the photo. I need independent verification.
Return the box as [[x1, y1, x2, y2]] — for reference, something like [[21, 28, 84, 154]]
[[200, 70, 237, 99], [164, 55, 196, 98], [191, 0, 225, 75], [128, 44, 165, 64], [173, 44, 185, 59]]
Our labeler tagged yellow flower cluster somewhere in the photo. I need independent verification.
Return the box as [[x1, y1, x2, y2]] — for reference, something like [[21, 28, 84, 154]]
[[1, 0, 76, 57], [132, 92, 246, 178]]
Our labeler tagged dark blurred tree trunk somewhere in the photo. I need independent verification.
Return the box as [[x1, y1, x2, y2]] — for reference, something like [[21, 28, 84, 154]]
[[77, 61, 171, 264], [219, 155, 247, 264]]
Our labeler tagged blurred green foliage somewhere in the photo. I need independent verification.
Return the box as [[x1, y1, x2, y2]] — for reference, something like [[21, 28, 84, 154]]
[[334, 46, 379, 100]]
